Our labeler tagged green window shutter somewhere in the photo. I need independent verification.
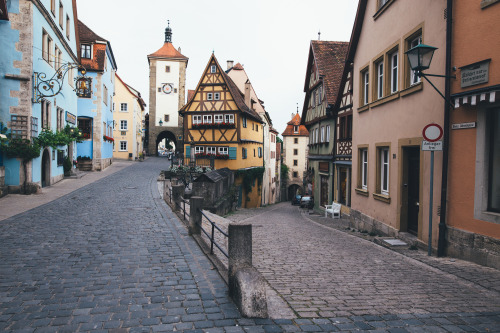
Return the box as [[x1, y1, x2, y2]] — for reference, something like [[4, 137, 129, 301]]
[[185, 146, 190, 157], [229, 147, 237, 160]]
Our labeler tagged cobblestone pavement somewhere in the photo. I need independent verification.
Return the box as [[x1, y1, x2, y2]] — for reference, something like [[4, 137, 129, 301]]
[[1, 159, 499, 333]]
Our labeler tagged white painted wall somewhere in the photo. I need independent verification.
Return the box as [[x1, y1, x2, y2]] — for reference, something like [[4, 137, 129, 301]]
[[155, 60, 180, 126]]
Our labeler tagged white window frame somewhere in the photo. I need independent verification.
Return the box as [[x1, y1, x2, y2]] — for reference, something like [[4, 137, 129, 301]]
[[207, 93, 213, 101], [214, 92, 220, 100], [66, 15, 70, 39], [377, 61, 384, 99], [380, 147, 389, 195], [210, 65, 216, 73], [390, 51, 398, 94], [218, 147, 228, 155], [120, 103, 128, 112], [294, 125, 299, 133], [59, 1, 63, 27], [119, 141, 127, 151], [320, 126, 325, 142], [203, 115, 212, 124], [363, 70, 369, 105], [206, 147, 217, 154], [225, 114, 234, 123], [315, 128, 319, 144], [326, 125, 330, 143], [193, 115, 202, 125], [361, 149, 368, 190], [195, 146, 204, 154], [120, 120, 128, 130], [410, 35, 422, 85], [214, 114, 223, 124]]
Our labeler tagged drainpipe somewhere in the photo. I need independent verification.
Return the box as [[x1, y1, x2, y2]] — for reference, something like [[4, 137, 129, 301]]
[[437, 0, 453, 257]]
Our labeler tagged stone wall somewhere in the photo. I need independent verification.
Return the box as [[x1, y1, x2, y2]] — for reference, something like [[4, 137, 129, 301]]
[[350, 209, 399, 237], [446, 227, 500, 269]]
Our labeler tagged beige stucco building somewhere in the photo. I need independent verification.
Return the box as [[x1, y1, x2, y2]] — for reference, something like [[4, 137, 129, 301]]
[[113, 74, 146, 160], [350, 0, 447, 250]]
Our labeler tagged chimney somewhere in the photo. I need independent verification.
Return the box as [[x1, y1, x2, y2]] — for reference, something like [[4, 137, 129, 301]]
[[227, 60, 234, 70], [178, 47, 181, 53], [244, 80, 251, 108]]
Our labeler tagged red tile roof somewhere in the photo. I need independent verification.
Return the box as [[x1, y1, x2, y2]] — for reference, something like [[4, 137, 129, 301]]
[[78, 20, 106, 43], [233, 63, 244, 70], [148, 42, 188, 60], [309, 41, 349, 105], [282, 113, 309, 136]]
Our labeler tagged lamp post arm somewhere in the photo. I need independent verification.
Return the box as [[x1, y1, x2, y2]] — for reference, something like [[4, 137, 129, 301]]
[[421, 73, 456, 79], [420, 75, 455, 109]]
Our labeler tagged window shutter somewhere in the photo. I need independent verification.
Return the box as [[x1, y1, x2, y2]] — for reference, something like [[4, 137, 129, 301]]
[[229, 147, 237, 160], [185, 146, 190, 157]]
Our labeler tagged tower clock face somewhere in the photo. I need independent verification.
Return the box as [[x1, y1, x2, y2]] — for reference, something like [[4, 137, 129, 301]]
[[162, 84, 173, 94]]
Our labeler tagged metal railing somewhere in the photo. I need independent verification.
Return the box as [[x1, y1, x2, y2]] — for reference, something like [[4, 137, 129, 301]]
[[199, 210, 229, 258], [174, 198, 190, 221]]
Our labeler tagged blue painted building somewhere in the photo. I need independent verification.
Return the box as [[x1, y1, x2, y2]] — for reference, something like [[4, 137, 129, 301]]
[[76, 20, 117, 171], [0, 0, 80, 192]]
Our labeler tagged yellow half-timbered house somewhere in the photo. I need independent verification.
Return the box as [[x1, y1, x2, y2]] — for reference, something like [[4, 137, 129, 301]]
[[179, 54, 264, 207]]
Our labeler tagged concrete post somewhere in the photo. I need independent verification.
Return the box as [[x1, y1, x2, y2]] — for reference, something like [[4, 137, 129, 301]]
[[172, 184, 184, 212], [189, 197, 203, 235], [227, 224, 268, 318]]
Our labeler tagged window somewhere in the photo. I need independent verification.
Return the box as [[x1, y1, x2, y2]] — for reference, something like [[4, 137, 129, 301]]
[[214, 92, 220, 100], [214, 114, 223, 123], [77, 118, 91, 139], [256, 124, 258, 132], [320, 126, 325, 142], [317, 85, 322, 105], [315, 128, 319, 144], [409, 34, 422, 86], [207, 93, 213, 101], [68, 67, 74, 88], [10, 115, 28, 139], [294, 138, 298, 144], [376, 60, 384, 99], [164, 115, 169, 122], [210, 65, 216, 73], [165, 66, 170, 72], [120, 103, 128, 112], [293, 125, 299, 133], [293, 149, 298, 155], [254, 149, 256, 157], [120, 120, 128, 130], [203, 115, 212, 124], [57, 150, 64, 166], [242, 116, 247, 128], [225, 114, 234, 123], [293, 171, 298, 178], [192, 115, 201, 125], [360, 148, 368, 190], [207, 147, 216, 154], [378, 0, 389, 8], [31, 117, 38, 138], [42, 30, 48, 62], [41, 100, 51, 129], [50, 0, 56, 14], [103, 85, 108, 105], [195, 146, 204, 154], [378, 147, 390, 195], [218, 147, 228, 155], [119, 141, 127, 151], [293, 160, 298, 166], [362, 68, 369, 106], [81, 44, 91, 59], [56, 107, 64, 131], [326, 125, 331, 143], [54, 46, 62, 70], [48, 36, 53, 66], [59, 2, 63, 27], [390, 51, 398, 93], [66, 15, 70, 39], [311, 91, 315, 107], [258, 147, 262, 158], [242, 148, 247, 159]]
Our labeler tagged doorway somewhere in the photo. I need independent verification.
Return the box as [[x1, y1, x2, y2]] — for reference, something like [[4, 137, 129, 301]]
[[320, 175, 328, 207], [402, 147, 420, 235], [41, 149, 50, 188]]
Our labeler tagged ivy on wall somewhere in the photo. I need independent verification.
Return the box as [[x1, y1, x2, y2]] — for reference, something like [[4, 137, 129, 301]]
[[235, 167, 265, 194]]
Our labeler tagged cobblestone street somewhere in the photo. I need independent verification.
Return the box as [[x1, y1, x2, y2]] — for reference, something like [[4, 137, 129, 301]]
[[0, 158, 499, 332]]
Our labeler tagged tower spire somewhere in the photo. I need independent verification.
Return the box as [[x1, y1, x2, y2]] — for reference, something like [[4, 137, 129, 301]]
[[318, 30, 321, 41], [165, 20, 172, 43]]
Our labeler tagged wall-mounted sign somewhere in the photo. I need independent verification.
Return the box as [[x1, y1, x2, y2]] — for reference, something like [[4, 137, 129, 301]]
[[452, 122, 476, 130], [319, 162, 329, 173], [422, 141, 443, 151], [460, 59, 490, 88], [65, 111, 76, 124]]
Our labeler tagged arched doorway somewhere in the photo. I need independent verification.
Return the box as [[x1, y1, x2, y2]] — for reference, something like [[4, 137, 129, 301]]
[[155, 130, 178, 156], [41, 149, 50, 188], [287, 184, 302, 201]]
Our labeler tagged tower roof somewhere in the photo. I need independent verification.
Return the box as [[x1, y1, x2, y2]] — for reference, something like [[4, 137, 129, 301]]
[[148, 21, 188, 60]]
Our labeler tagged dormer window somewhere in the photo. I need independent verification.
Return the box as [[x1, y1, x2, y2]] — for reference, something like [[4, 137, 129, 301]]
[[294, 125, 299, 133], [210, 65, 216, 73], [81, 44, 91, 59]]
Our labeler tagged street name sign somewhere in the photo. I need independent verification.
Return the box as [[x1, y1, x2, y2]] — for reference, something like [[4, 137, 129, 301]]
[[422, 140, 443, 151]]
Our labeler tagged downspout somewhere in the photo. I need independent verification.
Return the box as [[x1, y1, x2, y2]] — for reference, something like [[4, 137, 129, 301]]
[[437, 0, 453, 257], [329, 105, 337, 203]]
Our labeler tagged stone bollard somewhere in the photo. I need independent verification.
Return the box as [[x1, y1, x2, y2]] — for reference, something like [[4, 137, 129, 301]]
[[228, 224, 268, 318], [163, 180, 169, 202], [189, 197, 203, 235], [172, 184, 184, 212]]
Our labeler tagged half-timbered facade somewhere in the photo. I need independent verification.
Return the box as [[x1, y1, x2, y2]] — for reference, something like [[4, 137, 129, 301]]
[[301, 40, 349, 209], [180, 54, 264, 208]]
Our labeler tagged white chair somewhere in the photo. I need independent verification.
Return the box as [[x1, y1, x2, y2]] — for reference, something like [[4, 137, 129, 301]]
[[325, 202, 341, 219]]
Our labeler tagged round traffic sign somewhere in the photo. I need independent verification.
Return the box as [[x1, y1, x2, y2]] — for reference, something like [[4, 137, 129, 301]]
[[422, 123, 443, 142]]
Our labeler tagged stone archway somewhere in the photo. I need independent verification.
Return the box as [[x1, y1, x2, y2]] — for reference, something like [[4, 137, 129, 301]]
[[155, 130, 178, 156], [287, 184, 303, 201], [41, 149, 50, 188]]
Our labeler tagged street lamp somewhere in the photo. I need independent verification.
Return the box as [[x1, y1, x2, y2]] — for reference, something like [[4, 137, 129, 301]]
[[159, 119, 163, 126], [405, 44, 455, 106]]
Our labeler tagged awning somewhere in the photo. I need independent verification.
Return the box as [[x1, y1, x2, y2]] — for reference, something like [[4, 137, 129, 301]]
[[452, 85, 500, 108]]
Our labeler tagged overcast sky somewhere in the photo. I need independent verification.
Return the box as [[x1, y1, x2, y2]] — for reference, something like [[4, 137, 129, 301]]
[[77, 0, 358, 136]]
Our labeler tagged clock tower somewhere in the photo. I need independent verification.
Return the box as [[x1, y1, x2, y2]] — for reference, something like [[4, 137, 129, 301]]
[[147, 21, 188, 155]]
